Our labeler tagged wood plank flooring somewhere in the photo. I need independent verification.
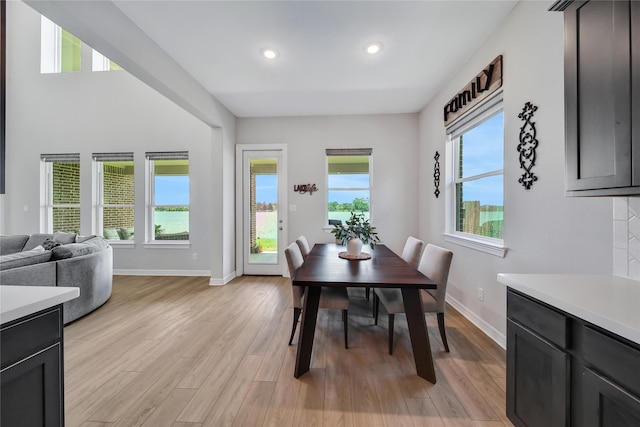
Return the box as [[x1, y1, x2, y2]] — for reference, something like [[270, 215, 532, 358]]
[[63, 275, 512, 427]]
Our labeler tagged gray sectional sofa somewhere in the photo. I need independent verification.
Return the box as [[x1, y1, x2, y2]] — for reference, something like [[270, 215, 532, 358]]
[[0, 232, 113, 324]]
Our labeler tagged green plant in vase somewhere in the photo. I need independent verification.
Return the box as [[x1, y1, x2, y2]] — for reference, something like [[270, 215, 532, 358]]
[[331, 212, 380, 255]]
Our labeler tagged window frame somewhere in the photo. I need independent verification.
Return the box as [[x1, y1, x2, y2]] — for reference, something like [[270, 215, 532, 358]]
[[41, 153, 81, 233], [93, 152, 135, 245], [325, 148, 373, 230], [144, 151, 190, 248], [40, 16, 81, 74], [444, 91, 507, 257], [92, 50, 123, 72]]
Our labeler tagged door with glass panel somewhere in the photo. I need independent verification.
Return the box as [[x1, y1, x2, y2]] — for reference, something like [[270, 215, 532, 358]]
[[242, 150, 285, 275]]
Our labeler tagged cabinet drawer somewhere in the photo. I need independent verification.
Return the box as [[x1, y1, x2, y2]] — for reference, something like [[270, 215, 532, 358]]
[[583, 326, 640, 397], [0, 306, 62, 368], [507, 290, 570, 348]]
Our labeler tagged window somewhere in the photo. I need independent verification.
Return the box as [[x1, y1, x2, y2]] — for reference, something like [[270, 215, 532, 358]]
[[40, 16, 81, 73], [445, 93, 505, 255], [146, 152, 189, 242], [93, 153, 134, 241], [41, 153, 81, 233], [326, 148, 372, 225], [92, 50, 123, 72]]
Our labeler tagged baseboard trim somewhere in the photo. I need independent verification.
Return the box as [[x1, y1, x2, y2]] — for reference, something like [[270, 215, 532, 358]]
[[209, 271, 236, 286], [113, 269, 212, 277], [445, 295, 506, 349]]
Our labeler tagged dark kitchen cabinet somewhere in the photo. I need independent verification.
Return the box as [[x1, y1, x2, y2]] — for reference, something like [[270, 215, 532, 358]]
[[507, 288, 640, 427], [552, 0, 640, 196], [1, 305, 65, 427], [506, 291, 570, 427]]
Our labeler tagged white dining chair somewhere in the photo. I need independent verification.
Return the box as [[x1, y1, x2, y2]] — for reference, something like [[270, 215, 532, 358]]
[[285, 242, 350, 348], [295, 235, 311, 259], [369, 235, 424, 302], [374, 243, 453, 354]]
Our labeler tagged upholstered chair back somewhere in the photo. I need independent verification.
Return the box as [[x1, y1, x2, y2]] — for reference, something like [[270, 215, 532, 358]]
[[401, 236, 425, 269], [285, 242, 306, 309]]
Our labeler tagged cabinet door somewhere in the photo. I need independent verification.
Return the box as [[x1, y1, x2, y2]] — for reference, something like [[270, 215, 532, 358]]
[[564, 0, 632, 192], [1, 343, 63, 427], [632, 1, 640, 187], [507, 319, 570, 427], [582, 367, 640, 427]]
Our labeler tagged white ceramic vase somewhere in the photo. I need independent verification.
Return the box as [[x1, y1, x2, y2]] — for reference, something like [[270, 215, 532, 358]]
[[346, 237, 363, 256]]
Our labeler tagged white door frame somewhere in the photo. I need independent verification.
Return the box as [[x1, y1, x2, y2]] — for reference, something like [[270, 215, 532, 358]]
[[235, 144, 288, 276]]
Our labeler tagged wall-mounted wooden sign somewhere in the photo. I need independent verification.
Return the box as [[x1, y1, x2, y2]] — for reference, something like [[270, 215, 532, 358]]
[[294, 184, 318, 195], [444, 55, 503, 126]]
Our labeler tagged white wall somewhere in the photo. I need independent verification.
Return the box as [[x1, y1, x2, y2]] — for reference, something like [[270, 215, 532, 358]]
[[4, 1, 229, 278], [418, 0, 613, 346], [236, 114, 420, 256]]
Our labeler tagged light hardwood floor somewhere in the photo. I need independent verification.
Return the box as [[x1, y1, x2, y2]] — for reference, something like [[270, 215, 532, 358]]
[[63, 275, 512, 427]]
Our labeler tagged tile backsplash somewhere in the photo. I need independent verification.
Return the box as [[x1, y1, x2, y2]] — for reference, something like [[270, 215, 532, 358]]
[[613, 197, 640, 279]]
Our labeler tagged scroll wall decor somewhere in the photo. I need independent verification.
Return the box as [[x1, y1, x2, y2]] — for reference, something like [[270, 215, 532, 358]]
[[517, 102, 539, 190], [433, 151, 441, 198]]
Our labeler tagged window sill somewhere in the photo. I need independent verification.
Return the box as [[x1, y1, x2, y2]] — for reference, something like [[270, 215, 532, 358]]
[[443, 232, 507, 258], [108, 241, 135, 248], [143, 241, 191, 249]]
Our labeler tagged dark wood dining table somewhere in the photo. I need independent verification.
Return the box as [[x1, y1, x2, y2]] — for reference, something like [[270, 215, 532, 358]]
[[292, 243, 438, 383]]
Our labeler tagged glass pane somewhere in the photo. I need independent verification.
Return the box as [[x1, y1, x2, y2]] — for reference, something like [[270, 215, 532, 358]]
[[154, 208, 189, 240], [249, 158, 278, 264], [328, 173, 370, 189], [103, 161, 134, 204], [102, 207, 135, 240], [52, 207, 80, 233], [153, 160, 189, 205], [328, 190, 370, 223], [52, 162, 80, 204], [61, 29, 81, 73], [456, 175, 503, 239], [459, 112, 504, 178]]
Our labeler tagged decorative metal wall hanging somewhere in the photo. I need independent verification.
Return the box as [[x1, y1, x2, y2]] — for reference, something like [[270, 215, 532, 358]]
[[517, 102, 539, 189], [293, 183, 318, 195], [434, 151, 441, 198]]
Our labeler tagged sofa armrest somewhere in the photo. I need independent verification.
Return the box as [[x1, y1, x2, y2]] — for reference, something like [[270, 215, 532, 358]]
[[56, 246, 113, 324]]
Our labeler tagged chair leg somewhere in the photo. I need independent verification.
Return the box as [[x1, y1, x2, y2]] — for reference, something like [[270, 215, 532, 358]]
[[289, 307, 302, 345], [437, 312, 450, 352], [342, 309, 349, 349], [365, 287, 370, 300], [388, 313, 395, 355], [373, 293, 380, 325]]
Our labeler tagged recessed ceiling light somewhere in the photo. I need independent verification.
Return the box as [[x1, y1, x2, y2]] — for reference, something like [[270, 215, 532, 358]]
[[365, 42, 383, 55], [261, 48, 279, 59]]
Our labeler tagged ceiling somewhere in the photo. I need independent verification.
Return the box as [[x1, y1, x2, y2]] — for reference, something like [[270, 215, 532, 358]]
[[31, 1, 520, 118]]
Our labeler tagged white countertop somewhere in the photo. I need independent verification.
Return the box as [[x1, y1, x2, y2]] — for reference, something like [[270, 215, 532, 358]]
[[0, 286, 80, 324], [498, 274, 640, 345]]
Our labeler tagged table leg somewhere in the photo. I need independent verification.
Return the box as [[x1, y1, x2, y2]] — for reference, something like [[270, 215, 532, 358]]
[[402, 287, 437, 383], [294, 286, 321, 378]]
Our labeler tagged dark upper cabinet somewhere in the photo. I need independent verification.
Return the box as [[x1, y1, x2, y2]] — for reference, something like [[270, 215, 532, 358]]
[[553, 0, 640, 196]]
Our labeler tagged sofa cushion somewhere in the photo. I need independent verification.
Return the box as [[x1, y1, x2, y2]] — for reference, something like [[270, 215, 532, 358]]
[[0, 234, 30, 255], [0, 247, 52, 271], [53, 231, 77, 244], [103, 228, 120, 240], [51, 237, 109, 260], [22, 234, 54, 251], [42, 238, 62, 251], [117, 227, 134, 240], [77, 235, 97, 243]]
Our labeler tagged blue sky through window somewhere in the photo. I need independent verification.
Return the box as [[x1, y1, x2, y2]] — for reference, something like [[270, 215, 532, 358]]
[[256, 174, 277, 203], [155, 176, 189, 205], [460, 112, 504, 178]]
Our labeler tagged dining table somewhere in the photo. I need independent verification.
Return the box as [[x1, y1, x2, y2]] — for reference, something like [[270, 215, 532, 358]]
[[292, 243, 438, 383]]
